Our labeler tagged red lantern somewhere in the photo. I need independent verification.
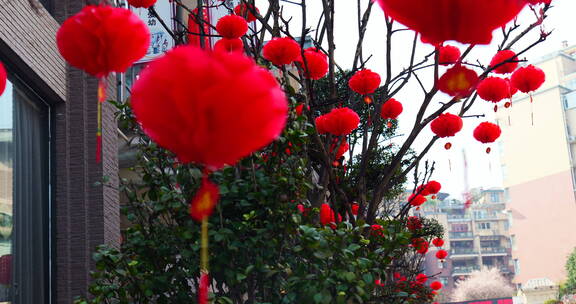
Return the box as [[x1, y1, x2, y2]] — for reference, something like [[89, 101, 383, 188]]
[[435, 249, 448, 260], [371, 224, 384, 236], [189, 177, 220, 222], [263, 37, 301, 66], [430, 281, 443, 290], [477, 77, 510, 103], [511, 64, 546, 93], [380, 98, 404, 120], [351, 203, 359, 216], [234, 3, 259, 22], [490, 50, 519, 74], [412, 238, 429, 254], [131, 45, 288, 170], [431, 113, 463, 138], [432, 238, 444, 247], [320, 203, 341, 228], [409, 194, 427, 206], [316, 108, 360, 136], [214, 38, 244, 53], [425, 181, 442, 195], [406, 216, 423, 231], [348, 69, 381, 95], [473, 122, 501, 144], [332, 140, 349, 160], [127, 0, 157, 8], [438, 65, 479, 98], [295, 104, 309, 116], [375, 0, 526, 45], [416, 273, 428, 284], [438, 45, 461, 66], [297, 49, 329, 80], [57, 5, 150, 77], [0, 62, 6, 96], [216, 15, 248, 39]]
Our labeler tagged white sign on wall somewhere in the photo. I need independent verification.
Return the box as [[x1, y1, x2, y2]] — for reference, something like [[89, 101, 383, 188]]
[[130, 0, 176, 63]]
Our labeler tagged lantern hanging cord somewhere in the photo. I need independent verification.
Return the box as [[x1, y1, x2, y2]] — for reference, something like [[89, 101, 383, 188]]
[[96, 78, 107, 163]]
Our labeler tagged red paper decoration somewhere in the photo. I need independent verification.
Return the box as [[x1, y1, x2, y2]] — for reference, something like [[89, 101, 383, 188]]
[[477, 77, 510, 103], [409, 194, 427, 206], [438, 45, 461, 66], [490, 50, 519, 74], [511, 64, 546, 93], [371, 224, 384, 236], [127, 0, 157, 8], [416, 273, 428, 284], [297, 49, 329, 80], [348, 69, 381, 95], [425, 181, 441, 194], [375, 0, 526, 45], [473, 122, 501, 144], [320, 203, 341, 228], [234, 3, 259, 22], [351, 203, 359, 216], [0, 62, 6, 96], [131, 46, 288, 170], [188, 7, 211, 48], [412, 238, 429, 254], [216, 15, 248, 39], [214, 38, 244, 53], [525, 0, 551, 4], [332, 140, 350, 159], [56, 5, 150, 77], [431, 113, 463, 138], [438, 65, 479, 98], [315, 108, 360, 136], [263, 37, 301, 66], [295, 104, 309, 116], [435, 249, 448, 260], [432, 238, 444, 247], [380, 98, 403, 120], [406, 216, 423, 231], [430, 281, 443, 290], [189, 178, 220, 222]]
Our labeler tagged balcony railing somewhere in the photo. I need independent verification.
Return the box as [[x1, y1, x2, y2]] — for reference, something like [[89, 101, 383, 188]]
[[447, 214, 471, 221], [450, 232, 474, 239], [451, 248, 478, 255], [452, 266, 480, 275], [481, 247, 508, 254]]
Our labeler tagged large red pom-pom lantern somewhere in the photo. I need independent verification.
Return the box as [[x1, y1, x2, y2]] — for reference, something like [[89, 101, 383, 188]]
[[214, 38, 244, 53], [380, 98, 403, 120], [438, 45, 461, 66], [375, 0, 526, 45], [477, 77, 510, 103], [432, 238, 444, 247], [263, 37, 301, 66], [490, 50, 519, 74], [128, 0, 157, 8], [349, 69, 381, 95], [431, 113, 463, 138], [438, 65, 479, 98], [430, 281, 443, 290], [0, 62, 6, 96], [216, 15, 248, 39], [435, 249, 448, 260], [474, 122, 501, 143], [408, 194, 427, 207], [234, 3, 259, 22], [297, 49, 329, 80], [425, 181, 441, 195], [416, 273, 429, 284], [316, 108, 360, 136], [511, 64, 546, 93]]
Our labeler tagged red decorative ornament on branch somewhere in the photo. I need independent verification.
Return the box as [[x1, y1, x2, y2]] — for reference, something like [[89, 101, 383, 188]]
[[263, 37, 301, 66], [380, 98, 403, 120], [320, 203, 341, 228], [234, 3, 259, 22], [473, 122, 501, 153], [432, 238, 444, 247], [490, 50, 519, 74], [375, 0, 527, 45], [315, 108, 360, 136], [406, 216, 423, 231], [431, 113, 463, 150], [297, 49, 329, 80], [216, 15, 248, 39], [214, 38, 244, 53], [511, 64, 546, 93], [430, 281, 443, 290], [348, 69, 381, 95], [435, 249, 448, 260], [438, 65, 479, 98], [127, 0, 157, 8], [477, 77, 510, 103], [438, 45, 461, 66], [408, 194, 427, 207]]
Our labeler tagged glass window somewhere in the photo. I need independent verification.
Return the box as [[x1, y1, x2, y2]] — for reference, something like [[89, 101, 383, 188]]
[[0, 71, 50, 303], [490, 192, 500, 203], [477, 222, 491, 230]]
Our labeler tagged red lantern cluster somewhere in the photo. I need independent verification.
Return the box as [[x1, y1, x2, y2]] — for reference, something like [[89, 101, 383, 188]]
[[418, 180, 441, 196], [431, 113, 463, 138], [406, 216, 423, 231], [375, 0, 526, 45], [131, 46, 288, 170], [380, 98, 404, 120], [438, 45, 461, 66], [297, 48, 329, 80], [432, 238, 444, 247], [216, 15, 248, 39], [412, 238, 429, 254], [263, 37, 301, 66], [214, 38, 244, 53], [477, 77, 510, 103], [127, 0, 157, 8], [0, 62, 6, 96], [408, 194, 427, 207], [315, 108, 360, 136], [490, 50, 519, 74], [234, 3, 259, 22], [511, 64, 546, 93], [438, 65, 479, 98], [473, 122, 501, 144], [348, 69, 381, 95], [56, 6, 150, 77]]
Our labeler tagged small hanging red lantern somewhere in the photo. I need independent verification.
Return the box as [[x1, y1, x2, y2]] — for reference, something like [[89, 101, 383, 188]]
[[0, 62, 6, 96], [416, 273, 428, 284], [490, 50, 519, 74], [127, 0, 157, 8], [216, 15, 248, 39], [432, 238, 444, 247], [296, 49, 329, 80], [473, 122, 501, 144], [431, 113, 463, 138], [263, 37, 302, 66], [438, 45, 461, 66], [316, 108, 360, 136], [348, 69, 381, 95], [430, 281, 443, 290], [435, 249, 448, 260], [407, 216, 423, 231], [510, 64, 546, 93], [375, 0, 526, 45], [477, 77, 510, 103], [438, 65, 479, 98], [214, 38, 244, 53], [408, 194, 427, 207], [320, 203, 341, 228], [380, 98, 404, 120], [421, 180, 441, 196], [234, 3, 259, 22]]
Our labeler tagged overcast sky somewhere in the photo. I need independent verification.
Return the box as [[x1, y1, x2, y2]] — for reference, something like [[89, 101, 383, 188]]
[[256, 0, 576, 199]]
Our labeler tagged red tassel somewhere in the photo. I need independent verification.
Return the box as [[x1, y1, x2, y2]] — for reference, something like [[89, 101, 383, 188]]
[[96, 133, 102, 163], [199, 272, 210, 304]]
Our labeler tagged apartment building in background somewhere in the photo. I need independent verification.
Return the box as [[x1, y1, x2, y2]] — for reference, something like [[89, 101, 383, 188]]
[[496, 44, 576, 286], [418, 189, 514, 298]]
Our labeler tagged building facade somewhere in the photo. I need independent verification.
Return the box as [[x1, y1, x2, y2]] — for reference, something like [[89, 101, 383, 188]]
[[418, 189, 514, 298], [496, 45, 576, 286]]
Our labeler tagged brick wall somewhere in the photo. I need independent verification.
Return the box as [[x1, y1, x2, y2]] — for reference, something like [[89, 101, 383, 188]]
[[0, 0, 120, 302]]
